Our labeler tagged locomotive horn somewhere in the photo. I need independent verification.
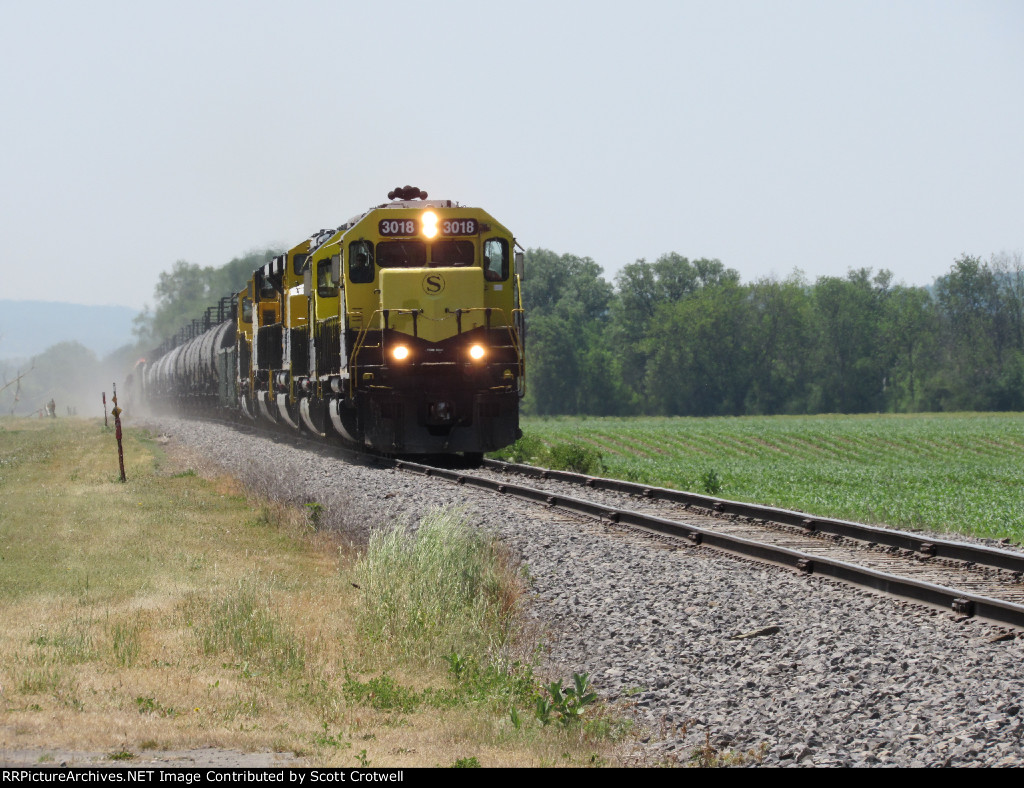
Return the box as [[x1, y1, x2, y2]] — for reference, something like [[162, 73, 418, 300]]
[[388, 185, 428, 201]]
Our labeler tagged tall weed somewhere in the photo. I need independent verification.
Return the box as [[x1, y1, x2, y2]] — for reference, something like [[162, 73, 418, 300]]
[[352, 509, 521, 662], [110, 620, 142, 667]]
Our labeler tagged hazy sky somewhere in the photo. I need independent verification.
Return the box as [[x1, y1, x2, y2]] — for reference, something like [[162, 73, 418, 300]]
[[1, 0, 1021, 309]]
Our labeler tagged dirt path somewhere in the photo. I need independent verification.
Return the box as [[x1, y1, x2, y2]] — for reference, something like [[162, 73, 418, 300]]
[[0, 747, 307, 768]]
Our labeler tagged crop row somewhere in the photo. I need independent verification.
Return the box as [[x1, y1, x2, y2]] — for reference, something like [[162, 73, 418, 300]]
[[510, 413, 1024, 541]]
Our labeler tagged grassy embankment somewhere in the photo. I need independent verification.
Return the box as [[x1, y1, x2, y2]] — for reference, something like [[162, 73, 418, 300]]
[[0, 417, 629, 767], [497, 413, 1024, 543]]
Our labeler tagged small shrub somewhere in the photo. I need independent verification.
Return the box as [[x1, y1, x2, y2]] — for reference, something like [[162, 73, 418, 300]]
[[583, 709, 634, 742], [18, 661, 63, 695], [504, 433, 547, 464], [700, 468, 722, 496], [190, 580, 306, 679], [689, 733, 767, 767], [30, 618, 97, 664], [342, 674, 421, 713], [443, 652, 535, 708], [313, 723, 352, 750], [548, 441, 605, 475], [135, 696, 175, 717]]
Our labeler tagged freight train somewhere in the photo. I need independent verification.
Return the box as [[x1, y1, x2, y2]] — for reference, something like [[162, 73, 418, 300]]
[[135, 187, 525, 458]]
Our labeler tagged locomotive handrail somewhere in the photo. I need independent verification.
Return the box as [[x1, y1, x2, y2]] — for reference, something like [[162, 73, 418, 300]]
[[437, 306, 524, 371], [348, 311, 384, 398]]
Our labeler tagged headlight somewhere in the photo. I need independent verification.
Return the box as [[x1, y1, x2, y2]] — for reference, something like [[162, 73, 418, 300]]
[[469, 344, 485, 361], [422, 210, 438, 239], [392, 345, 410, 361]]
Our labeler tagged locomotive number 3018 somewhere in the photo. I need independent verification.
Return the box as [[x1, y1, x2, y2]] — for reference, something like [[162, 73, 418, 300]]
[[441, 218, 478, 235], [378, 218, 479, 237], [379, 219, 416, 236]]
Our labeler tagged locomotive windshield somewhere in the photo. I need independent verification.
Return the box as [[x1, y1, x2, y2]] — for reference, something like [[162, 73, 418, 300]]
[[431, 240, 474, 266], [378, 241, 426, 268], [376, 240, 475, 268]]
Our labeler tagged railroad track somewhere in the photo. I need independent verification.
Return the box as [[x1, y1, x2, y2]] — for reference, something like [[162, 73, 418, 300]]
[[391, 456, 1024, 633]]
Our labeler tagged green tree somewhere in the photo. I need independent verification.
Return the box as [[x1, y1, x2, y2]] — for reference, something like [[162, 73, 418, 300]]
[[743, 273, 815, 414], [810, 269, 892, 413], [933, 254, 1022, 410], [523, 312, 580, 415], [645, 282, 753, 416], [1, 341, 114, 416], [878, 285, 938, 412], [609, 254, 740, 410], [520, 249, 613, 415], [134, 249, 279, 345], [521, 249, 612, 321], [144, 260, 217, 342]]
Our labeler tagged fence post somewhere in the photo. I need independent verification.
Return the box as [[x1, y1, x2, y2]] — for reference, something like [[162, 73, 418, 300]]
[[111, 384, 126, 482]]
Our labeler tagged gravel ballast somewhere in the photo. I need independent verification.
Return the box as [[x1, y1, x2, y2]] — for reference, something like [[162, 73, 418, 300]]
[[145, 416, 1024, 767]]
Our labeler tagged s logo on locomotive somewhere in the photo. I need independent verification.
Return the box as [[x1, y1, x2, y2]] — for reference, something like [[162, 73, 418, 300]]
[[422, 273, 446, 295]]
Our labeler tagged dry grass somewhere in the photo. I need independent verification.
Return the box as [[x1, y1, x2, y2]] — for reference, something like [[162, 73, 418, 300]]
[[0, 416, 630, 767]]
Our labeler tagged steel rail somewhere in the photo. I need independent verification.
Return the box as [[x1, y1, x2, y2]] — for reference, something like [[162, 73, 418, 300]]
[[482, 459, 1024, 576]]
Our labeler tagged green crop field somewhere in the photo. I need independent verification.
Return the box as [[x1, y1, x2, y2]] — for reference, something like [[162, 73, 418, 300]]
[[508, 413, 1024, 543]]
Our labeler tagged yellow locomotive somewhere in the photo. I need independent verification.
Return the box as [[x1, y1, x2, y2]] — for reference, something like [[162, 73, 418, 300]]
[[144, 187, 525, 458]]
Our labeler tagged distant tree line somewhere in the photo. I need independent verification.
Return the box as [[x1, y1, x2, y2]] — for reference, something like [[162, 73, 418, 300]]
[[132, 249, 280, 347], [127, 243, 1024, 417], [522, 249, 1024, 416]]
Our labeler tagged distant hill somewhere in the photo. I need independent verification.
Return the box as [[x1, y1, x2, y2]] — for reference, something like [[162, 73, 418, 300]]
[[0, 300, 140, 361]]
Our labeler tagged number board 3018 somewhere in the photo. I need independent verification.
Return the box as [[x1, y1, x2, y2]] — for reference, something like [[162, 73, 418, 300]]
[[379, 219, 416, 236], [378, 218, 479, 236], [440, 218, 478, 236]]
